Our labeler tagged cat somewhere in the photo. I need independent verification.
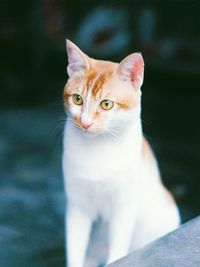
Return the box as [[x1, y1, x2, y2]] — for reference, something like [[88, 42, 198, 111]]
[[62, 39, 180, 267]]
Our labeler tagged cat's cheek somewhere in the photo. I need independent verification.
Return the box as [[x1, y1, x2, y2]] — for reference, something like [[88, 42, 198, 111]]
[[70, 104, 82, 117], [95, 120, 112, 134], [94, 112, 109, 125], [87, 126, 106, 134]]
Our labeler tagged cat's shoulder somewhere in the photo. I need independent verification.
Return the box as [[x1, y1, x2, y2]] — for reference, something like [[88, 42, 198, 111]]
[[142, 137, 155, 163]]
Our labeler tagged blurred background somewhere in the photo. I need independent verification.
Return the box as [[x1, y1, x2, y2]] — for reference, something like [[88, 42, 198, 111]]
[[0, 0, 200, 266]]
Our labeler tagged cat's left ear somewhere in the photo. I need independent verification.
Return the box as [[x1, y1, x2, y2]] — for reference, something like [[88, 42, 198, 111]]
[[66, 39, 90, 77], [118, 53, 144, 90]]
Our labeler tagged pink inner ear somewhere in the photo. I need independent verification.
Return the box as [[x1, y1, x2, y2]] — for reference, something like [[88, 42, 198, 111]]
[[67, 45, 77, 65], [66, 40, 89, 77], [131, 55, 144, 82], [118, 53, 144, 88]]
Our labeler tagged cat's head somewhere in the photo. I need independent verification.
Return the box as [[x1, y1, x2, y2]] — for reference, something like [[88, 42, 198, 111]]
[[64, 40, 144, 135]]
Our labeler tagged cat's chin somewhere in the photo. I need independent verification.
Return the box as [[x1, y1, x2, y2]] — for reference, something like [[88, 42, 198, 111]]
[[77, 126, 106, 136], [83, 129, 105, 136]]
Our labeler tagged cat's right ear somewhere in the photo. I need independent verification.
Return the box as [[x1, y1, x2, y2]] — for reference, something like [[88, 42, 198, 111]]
[[66, 39, 90, 77], [117, 53, 144, 90]]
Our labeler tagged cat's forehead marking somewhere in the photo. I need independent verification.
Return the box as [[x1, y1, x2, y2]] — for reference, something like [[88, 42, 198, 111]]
[[85, 69, 113, 98], [92, 72, 112, 98], [85, 69, 97, 90]]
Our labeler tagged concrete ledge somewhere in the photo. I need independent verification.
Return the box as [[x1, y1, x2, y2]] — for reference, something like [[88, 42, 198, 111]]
[[107, 216, 200, 267]]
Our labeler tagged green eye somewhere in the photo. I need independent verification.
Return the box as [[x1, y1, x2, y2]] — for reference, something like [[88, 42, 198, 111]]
[[100, 99, 114, 110], [72, 94, 83, 105]]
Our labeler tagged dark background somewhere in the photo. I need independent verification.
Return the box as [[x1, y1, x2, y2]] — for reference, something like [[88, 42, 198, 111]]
[[0, 1, 200, 266]]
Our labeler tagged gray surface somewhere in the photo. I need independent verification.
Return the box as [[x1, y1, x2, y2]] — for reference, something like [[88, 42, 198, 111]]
[[107, 216, 200, 267]]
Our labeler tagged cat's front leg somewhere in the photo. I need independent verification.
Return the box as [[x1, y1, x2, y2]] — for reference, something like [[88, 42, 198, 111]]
[[66, 204, 92, 267], [107, 206, 137, 264]]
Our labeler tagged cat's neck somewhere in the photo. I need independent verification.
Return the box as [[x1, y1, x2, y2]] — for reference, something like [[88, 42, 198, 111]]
[[63, 111, 143, 182]]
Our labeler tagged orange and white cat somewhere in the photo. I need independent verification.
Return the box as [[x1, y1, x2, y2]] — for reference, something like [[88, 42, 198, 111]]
[[62, 40, 180, 267]]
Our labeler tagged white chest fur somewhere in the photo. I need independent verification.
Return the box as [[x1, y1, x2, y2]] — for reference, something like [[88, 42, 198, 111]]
[[63, 120, 143, 183], [63, 119, 180, 267]]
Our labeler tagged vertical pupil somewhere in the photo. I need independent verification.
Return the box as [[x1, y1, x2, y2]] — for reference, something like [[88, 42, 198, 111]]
[[105, 101, 109, 106]]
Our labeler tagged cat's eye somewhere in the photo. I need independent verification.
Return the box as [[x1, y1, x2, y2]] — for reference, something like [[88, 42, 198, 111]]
[[100, 100, 114, 110], [72, 94, 83, 105]]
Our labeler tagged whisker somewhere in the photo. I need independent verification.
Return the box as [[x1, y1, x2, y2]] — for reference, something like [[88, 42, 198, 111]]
[[141, 118, 148, 126], [53, 117, 67, 147], [105, 129, 122, 143]]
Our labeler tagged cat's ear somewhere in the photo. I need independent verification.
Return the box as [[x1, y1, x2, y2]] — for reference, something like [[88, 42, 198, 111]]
[[118, 53, 144, 89], [66, 39, 90, 77]]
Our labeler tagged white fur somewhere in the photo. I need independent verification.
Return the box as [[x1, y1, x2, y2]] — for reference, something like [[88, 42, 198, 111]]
[[81, 89, 93, 127], [62, 106, 180, 267]]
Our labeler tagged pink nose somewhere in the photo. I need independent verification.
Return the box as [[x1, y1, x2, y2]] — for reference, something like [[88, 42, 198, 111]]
[[81, 122, 92, 129]]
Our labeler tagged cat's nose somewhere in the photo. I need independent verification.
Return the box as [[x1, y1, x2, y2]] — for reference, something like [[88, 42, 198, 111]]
[[81, 113, 92, 129], [81, 121, 92, 129]]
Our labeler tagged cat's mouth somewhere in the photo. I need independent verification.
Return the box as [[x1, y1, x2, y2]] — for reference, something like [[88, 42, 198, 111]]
[[71, 116, 106, 135], [80, 125, 104, 135], [74, 121, 104, 135]]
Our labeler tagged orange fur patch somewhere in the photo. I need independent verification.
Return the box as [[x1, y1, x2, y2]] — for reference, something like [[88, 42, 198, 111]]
[[73, 115, 82, 128], [63, 85, 71, 109], [92, 72, 113, 97], [63, 88, 71, 99], [116, 101, 131, 110], [163, 186, 175, 206], [85, 69, 97, 91], [116, 91, 139, 110], [142, 137, 154, 163], [93, 111, 101, 120], [142, 137, 175, 206]]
